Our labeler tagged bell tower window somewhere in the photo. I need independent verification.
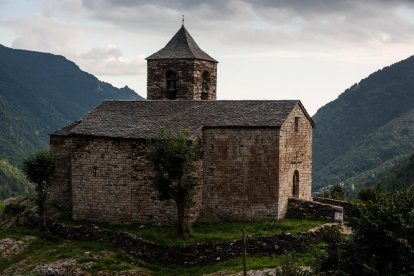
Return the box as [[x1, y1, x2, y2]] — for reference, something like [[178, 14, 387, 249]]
[[201, 71, 210, 100], [166, 70, 177, 100]]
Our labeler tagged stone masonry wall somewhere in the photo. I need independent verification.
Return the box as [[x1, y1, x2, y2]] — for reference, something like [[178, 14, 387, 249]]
[[201, 127, 280, 221], [49, 136, 73, 210], [147, 59, 217, 100], [193, 60, 217, 100], [278, 104, 313, 218], [70, 137, 203, 225], [286, 197, 344, 222], [313, 197, 352, 220]]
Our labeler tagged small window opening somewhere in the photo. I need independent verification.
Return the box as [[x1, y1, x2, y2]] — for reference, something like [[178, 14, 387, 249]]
[[201, 71, 210, 100], [294, 117, 300, 133], [292, 170, 299, 197], [93, 166, 97, 177], [166, 70, 177, 100]]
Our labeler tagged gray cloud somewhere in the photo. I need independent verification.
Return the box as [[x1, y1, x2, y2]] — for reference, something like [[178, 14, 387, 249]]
[[8, 14, 82, 58], [79, 45, 146, 76], [74, 0, 414, 51], [3, 13, 145, 77]]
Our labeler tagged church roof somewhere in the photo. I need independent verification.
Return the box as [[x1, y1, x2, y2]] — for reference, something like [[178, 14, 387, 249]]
[[51, 100, 314, 139], [146, 25, 218, 63]]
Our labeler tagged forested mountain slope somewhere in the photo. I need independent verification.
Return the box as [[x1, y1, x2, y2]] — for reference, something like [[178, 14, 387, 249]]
[[313, 55, 414, 193], [0, 44, 142, 165]]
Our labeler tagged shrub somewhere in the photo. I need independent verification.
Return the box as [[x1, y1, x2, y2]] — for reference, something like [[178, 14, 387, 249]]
[[330, 184, 346, 200], [321, 186, 414, 275], [357, 187, 377, 201], [3, 203, 26, 215]]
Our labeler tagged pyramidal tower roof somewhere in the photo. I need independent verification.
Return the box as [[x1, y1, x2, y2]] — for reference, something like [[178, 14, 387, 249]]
[[146, 25, 218, 63]]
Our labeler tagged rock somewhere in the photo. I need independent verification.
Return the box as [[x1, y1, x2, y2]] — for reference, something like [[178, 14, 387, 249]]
[[0, 236, 35, 258], [32, 258, 82, 275]]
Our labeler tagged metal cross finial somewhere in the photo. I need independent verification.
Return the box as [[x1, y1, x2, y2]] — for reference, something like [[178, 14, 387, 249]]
[[182, 14, 184, 25]]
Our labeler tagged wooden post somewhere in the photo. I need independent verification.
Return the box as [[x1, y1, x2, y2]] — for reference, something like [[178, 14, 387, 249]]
[[242, 228, 247, 276]]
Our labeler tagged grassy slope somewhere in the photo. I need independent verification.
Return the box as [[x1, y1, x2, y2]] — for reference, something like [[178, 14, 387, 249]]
[[0, 228, 146, 274], [1, 202, 326, 274], [0, 226, 325, 275]]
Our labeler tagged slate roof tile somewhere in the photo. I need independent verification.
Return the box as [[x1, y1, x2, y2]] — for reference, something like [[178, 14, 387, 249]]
[[146, 25, 218, 63], [51, 100, 314, 139]]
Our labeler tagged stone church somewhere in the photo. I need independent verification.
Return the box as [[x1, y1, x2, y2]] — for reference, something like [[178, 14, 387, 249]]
[[49, 25, 315, 224]]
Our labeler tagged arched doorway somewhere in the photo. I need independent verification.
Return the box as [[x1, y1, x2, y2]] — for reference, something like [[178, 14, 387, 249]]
[[292, 170, 299, 198]]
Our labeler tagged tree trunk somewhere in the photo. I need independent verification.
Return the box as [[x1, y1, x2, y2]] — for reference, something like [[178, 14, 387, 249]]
[[42, 209, 47, 231], [176, 200, 187, 237]]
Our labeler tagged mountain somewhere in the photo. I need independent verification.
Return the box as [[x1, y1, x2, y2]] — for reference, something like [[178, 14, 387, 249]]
[[313, 55, 414, 194], [376, 153, 414, 193], [0, 159, 33, 199], [0, 44, 142, 166]]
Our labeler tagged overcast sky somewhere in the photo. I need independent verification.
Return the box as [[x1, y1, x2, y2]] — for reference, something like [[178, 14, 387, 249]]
[[1, 0, 414, 115]]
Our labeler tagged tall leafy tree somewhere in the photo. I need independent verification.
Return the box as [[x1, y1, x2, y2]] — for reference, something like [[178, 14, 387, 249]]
[[22, 150, 55, 230], [147, 128, 198, 237]]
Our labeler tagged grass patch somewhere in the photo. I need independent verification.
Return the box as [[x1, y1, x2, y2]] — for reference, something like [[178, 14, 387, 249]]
[[142, 243, 327, 275], [0, 202, 6, 213], [59, 218, 326, 245], [0, 226, 328, 275], [0, 228, 139, 274]]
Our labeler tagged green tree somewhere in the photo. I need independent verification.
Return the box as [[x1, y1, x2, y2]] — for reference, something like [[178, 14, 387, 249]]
[[330, 184, 346, 200], [322, 186, 414, 274], [147, 128, 198, 237], [22, 150, 55, 230]]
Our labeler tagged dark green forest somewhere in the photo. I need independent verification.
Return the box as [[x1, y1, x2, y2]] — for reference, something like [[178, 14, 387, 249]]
[[313, 55, 414, 194], [376, 153, 414, 192]]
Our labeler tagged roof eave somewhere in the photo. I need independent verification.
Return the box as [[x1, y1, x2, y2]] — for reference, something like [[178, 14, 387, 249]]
[[297, 101, 316, 128]]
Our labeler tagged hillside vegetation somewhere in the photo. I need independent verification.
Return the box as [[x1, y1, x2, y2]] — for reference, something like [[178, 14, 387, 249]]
[[0, 44, 142, 166], [376, 153, 414, 193], [0, 160, 32, 200], [313, 55, 414, 193]]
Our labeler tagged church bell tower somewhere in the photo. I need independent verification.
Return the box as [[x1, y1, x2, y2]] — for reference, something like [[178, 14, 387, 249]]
[[146, 25, 218, 100]]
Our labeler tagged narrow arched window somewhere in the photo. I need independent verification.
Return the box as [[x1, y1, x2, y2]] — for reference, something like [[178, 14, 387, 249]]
[[201, 71, 210, 100], [166, 71, 177, 100], [292, 170, 299, 198]]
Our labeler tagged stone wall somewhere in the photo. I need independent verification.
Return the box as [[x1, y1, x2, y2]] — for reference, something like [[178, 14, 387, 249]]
[[147, 59, 217, 100], [313, 197, 352, 220], [49, 136, 73, 210], [19, 213, 333, 266], [68, 136, 203, 225], [278, 104, 313, 218], [193, 60, 217, 100], [201, 127, 280, 221], [286, 197, 343, 222]]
